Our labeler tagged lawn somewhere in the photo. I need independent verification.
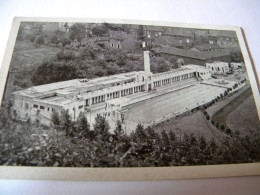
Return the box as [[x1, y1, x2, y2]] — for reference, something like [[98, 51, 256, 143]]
[[211, 88, 255, 133], [152, 111, 226, 142], [10, 40, 61, 71], [226, 95, 260, 137]]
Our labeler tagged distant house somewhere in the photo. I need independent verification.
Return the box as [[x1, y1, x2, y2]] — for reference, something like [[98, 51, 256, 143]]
[[143, 26, 164, 39], [107, 37, 140, 51], [206, 62, 230, 74], [94, 37, 110, 47], [123, 24, 139, 38], [58, 22, 73, 33], [156, 46, 231, 66], [203, 49, 231, 64], [162, 28, 194, 49], [190, 44, 222, 52], [84, 23, 95, 37], [208, 30, 239, 48], [153, 35, 184, 49], [109, 37, 122, 49], [156, 47, 205, 65], [230, 62, 243, 69]]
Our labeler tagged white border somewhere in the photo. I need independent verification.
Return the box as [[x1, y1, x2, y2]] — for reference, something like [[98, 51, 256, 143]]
[[0, 17, 259, 181]]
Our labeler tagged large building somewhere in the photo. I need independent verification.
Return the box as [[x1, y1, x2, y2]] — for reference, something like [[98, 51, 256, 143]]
[[13, 51, 212, 128], [206, 62, 230, 74], [155, 46, 231, 66]]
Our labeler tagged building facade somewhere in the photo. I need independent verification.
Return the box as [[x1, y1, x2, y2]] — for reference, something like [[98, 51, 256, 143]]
[[206, 62, 230, 74], [13, 51, 212, 129]]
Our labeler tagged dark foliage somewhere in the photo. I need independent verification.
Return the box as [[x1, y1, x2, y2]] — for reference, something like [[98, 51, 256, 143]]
[[1, 101, 260, 167], [69, 23, 86, 44]]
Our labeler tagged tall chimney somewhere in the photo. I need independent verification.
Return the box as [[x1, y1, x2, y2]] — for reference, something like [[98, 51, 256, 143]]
[[143, 51, 151, 74]]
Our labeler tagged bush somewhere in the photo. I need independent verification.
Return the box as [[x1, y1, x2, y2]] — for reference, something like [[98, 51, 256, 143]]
[[226, 128, 231, 134], [216, 123, 219, 128]]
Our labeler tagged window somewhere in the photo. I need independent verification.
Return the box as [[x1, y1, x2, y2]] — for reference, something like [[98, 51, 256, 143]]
[[47, 107, 50, 111], [78, 105, 83, 109], [40, 106, 45, 110], [33, 104, 38, 108]]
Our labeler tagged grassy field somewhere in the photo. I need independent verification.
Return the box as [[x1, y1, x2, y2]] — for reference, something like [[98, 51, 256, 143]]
[[226, 95, 260, 137], [212, 88, 255, 132], [10, 40, 61, 71], [152, 111, 225, 142]]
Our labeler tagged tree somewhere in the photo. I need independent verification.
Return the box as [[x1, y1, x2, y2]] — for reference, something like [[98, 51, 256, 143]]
[[106, 63, 120, 75], [161, 130, 170, 150], [93, 114, 110, 140], [30, 35, 36, 43], [199, 136, 207, 150], [60, 37, 71, 47], [114, 120, 124, 138], [135, 124, 146, 141], [60, 109, 74, 136], [56, 50, 76, 62], [210, 138, 217, 152], [92, 24, 109, 36], [150, 56, 171, 73], [226, 128, 231, 135], [76, 112, 90, 138], [69, 23, 86, 45], [137, 25, 144, 41], [80, 47, 96, 60], [51, 110, 61, 143], [169, 130, 176, 142], [31, 60, 78, 85], [35, 35, 44, 47], [50, 35, 60, 45]]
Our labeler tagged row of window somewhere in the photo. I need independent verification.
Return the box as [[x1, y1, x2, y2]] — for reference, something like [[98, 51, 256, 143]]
[[90, 85, 145, 105], [33, 104, 53, 112], [210, 66, 228, 72], [153, 73, 194, 87], [110, 43, 121, 49]]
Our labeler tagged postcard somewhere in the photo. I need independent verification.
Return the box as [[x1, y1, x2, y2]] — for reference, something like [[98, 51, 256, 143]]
[[0, 17, 259, 180]]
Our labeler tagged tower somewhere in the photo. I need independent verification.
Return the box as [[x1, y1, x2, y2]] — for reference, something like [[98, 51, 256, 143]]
[[143, 51, 151, 74]]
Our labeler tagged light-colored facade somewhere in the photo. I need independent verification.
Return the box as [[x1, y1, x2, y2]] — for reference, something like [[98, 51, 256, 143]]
[[230, 62, 243, 69], [206, 62, 230, 74], [13, 51, 211, 128]]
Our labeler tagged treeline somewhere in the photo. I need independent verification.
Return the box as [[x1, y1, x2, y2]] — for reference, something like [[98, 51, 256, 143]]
[[30, 47, 144, 86], [0, 103, 260, 167], [11, 22, 174, 90], [30, 45, 171, 86]]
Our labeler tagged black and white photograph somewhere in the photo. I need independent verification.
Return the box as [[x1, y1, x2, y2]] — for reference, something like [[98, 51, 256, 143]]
[[0, 18, 259, 180]]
